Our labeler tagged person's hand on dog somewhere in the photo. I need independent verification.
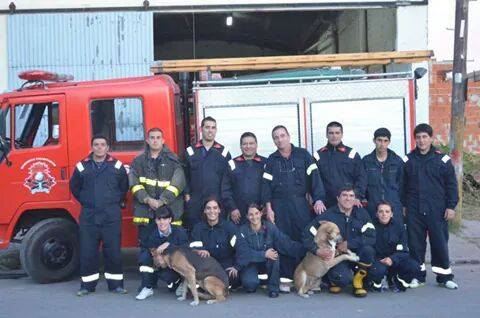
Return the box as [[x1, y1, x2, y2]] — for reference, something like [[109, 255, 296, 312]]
[[336, 241, 348, 254], [157, 242, 170, 254], [226, 267, 238, 278], [380, 257, 393, 266], [195, 249, 210, 258], [230, 209, 241, 224], [444, 208, 455, 221], [265, 248, 278, 261], [316, 247, 333, 261], [313, 200, 326, 214], [353, 199, 363, 208]]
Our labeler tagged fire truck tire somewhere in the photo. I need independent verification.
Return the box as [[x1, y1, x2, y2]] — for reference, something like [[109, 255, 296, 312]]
[[20, 218, 79, 283]]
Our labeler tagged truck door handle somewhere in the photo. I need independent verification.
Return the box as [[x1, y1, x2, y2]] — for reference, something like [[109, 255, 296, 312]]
[[61, 167, 66, 180]]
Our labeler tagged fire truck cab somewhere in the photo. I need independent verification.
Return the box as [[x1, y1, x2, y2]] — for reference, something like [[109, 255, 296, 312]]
[[0, 71, 183, 283]]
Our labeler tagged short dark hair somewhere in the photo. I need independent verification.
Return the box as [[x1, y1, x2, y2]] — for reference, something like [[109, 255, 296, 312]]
[[271, 125, 289, 138], [240, 132, 257, 145], [147, 127, 164, 137], [155, 205, 173, 219], [91, 134, 109, 146], [247, 202, 263, 211], [201, 116, 216, 127], [337, 186, 356, 197], [374, 128, 391, 140], [326, 121, 343, 134], [413, 123, 433, 137], [376, 200, 393, 212]]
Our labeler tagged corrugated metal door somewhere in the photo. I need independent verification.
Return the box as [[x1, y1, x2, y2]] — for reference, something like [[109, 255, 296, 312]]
[[7, 12, 153, 89]]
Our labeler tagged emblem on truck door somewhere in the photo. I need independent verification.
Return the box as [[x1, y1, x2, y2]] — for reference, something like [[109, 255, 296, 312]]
[[22, 160, 57, 194]]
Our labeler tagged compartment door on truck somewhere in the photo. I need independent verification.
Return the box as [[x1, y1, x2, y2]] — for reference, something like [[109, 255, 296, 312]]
[[194, 75, 415, 158]]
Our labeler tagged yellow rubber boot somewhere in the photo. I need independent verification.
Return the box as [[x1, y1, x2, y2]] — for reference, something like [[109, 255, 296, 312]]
[[353, 269, 368, 298]]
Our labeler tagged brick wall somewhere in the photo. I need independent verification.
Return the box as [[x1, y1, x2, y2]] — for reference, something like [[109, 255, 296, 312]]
[[429, 62, 480, 154]]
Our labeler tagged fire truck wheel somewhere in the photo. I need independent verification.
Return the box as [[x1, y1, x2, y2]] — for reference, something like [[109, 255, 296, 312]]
[[20, 218, 79, 283]]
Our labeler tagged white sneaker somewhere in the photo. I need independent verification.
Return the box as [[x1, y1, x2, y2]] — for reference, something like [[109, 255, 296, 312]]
[[175, 281, 185, 297], [135, 287, 153, 300], [279, 283, 291, 293], [409, 278, 425, 289], [443, 280, 459, 290]]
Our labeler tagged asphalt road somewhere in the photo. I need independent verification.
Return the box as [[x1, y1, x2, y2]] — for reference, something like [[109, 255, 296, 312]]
[[1, 263, 479, 318]]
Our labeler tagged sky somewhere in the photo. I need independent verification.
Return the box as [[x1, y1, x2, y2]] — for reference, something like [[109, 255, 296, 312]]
[[429, 0, 480, 72]]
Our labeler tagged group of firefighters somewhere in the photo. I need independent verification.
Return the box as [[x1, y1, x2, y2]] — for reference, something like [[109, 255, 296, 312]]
[[69, 116, 459, 300]]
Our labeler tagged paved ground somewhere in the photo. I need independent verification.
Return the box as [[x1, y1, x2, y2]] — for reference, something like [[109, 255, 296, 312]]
[[1, 220, 480, 318], [1, 264, 479, 318]]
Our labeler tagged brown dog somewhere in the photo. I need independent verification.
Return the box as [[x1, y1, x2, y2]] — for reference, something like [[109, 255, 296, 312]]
[[151, 246, 229, 306], [294, 221, 359, 298]]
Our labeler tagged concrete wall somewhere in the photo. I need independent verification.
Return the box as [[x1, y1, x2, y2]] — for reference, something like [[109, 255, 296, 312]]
[[337, 10, 367, 53], [430, 63, 480, 154]]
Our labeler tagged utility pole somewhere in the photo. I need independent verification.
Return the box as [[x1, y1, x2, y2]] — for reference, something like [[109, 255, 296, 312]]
[[449, 0, 469, 230]]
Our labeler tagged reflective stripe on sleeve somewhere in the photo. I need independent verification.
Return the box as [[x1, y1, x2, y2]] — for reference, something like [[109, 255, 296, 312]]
[[76, 162, 85, 172], [228, 159, 236, 171], [313, 152, 320, 161], [114, 160, 122, 169], [309, 226, 317, 236], [186, 147, 194, 156], [396, 244, 404, 251], [221, 147, 229, 158], [263, 172, 273, 181], [258, 274, 268, 280], [306, 163, 317, 176], [348, 149, 357, 159], [131, 185, 145, 194], [402, 156, 409, 163], [442, 155, 451, 163], [230, 235, 237, 247], [133, 217, 150, 224], [171, 220, 182, 226], [158, 181, 170, 188], [166, 185, 180, 197], [190, 241, 203, 248], [361, 222, 375, 233]]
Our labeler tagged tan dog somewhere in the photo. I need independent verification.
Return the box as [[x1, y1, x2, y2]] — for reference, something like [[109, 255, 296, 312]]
[[151, 246, 229, 306], [294, 221, 359, 298]]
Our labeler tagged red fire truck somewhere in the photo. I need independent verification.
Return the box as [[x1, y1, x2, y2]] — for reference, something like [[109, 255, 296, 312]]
[[0, 66, 419, 283]]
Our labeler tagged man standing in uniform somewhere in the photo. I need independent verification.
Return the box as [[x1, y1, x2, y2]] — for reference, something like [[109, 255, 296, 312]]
[[129, 127, 186, 244], [184, 116, 231, 229], [70, 135, 129, 296], [314, 121, 367, 208], [262, 125, 326, 291], [404, 123, 459, 289], [223, 132, 266, 225], [362, 128, 405, 223]]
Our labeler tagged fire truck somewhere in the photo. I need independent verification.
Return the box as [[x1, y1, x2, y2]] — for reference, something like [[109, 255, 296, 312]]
[[0, 58, 422, 283]]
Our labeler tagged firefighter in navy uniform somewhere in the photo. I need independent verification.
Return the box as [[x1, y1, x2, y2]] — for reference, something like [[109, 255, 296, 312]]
[[184, 116, 232, 229], [135, 205, 189, 300], [189, 197, 249, 289], [129, 127, 186, 245], [239, 203, 305, 298], [367, 201, 420, 292], [70, 135, 129, 296], [404, 123, 459, 289], [223, 132, 266, 225], [262, 125, 326, 292], [314, 121, 367, 208], [362, 128, 405, 223], [302, 187, 376, 297]]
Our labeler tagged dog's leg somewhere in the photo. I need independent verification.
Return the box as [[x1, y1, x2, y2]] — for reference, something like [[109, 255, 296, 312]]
[[204, 277, 227, 305], [295, 268, 309, 298], [184, 273, 199, 306]]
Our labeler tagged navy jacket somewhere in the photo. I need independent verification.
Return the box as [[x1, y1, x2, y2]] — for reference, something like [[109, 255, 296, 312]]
[[373, 218, 409, 265], [140, 224, 189, 249], [223, 154, 266, 216], [314, 143, 367, 207], [262, 144, 325, 203], [302, 205, 376, 254], [190, 219, 249, 271], [404, 146, 458, 217], [362, 149, 405, 219], [70, 154, 129, 225], [184, 141, 231, 201], [239, 221, 305, 263]]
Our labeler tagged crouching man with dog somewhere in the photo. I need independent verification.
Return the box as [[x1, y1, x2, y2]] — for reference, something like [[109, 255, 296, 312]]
[[239, 203, 305, 298], [302, 186, 376, 297], [136, 206, 189, 300]]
